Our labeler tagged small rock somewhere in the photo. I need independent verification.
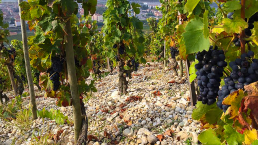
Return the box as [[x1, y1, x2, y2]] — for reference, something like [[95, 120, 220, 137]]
[[141, 120, 147, 125], [161, 140, 167, 145], [101, 143, 108, 145], [123, 128, 133, 137], [93, 142, 100, 145], [141, 135, 148, 145], [137, 128, 151, 136], [110, 91, 120, 100], [175, 107, 181, 112], [47, 139, 55, 144], [147, 134, 157, 144]]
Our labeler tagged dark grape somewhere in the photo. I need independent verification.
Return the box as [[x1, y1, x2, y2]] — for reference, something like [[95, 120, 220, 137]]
[[51, 57, 63, 72], [113, 44, 117, 48], [235, 59, 242, 65], [247, 50, 254, 57], [202, 98, 208, 104], [245, 28, 252, 37], [251, 62, 258, 70], [119, 45, 125, 54], [207, 99, 216, 105]]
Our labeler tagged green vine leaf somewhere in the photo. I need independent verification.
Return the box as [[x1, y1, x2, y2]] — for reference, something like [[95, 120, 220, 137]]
[[224, 125, 245, 145], [198, 129, 222, 145], [192, 101, 217, 120], [189, 60, 198, 83], [222, 0, 241, 12], [203, 10, 209, 38], [184, 0, 200, 13], [131, 3, 140, 14], [182, 18, 210, 54]]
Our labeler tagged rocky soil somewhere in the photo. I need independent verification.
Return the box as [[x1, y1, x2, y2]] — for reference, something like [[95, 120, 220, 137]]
[[0, 62, 201, 145]]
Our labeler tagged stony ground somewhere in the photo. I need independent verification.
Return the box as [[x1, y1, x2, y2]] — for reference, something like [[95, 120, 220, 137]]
[[0, 62, 201, 145]]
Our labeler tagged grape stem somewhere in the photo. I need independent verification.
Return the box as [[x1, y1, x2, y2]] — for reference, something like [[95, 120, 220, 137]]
[[209, 37, 221, 48], [223, 70, 229, 77], [215, 1, 227, 18], [240, 0, 246, 54]]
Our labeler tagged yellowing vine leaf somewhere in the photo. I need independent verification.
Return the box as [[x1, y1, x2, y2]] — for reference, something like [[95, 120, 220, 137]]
[[223, 17, 248, 34], [222, 89, 245, 119], [212, 26, 224, 34], [244, 129, 258, 144]]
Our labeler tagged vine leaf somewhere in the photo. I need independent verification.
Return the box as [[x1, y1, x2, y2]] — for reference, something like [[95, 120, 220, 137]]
[[184, 0, 200, 13], [252, 22, 258, 45], [131, 3, 140, 14], [244, 0, 258, 19], [252, 140, 258, 145], [222, 0, 241, 12], [192, 101, 217, 120], [182, 18, 210, 54], [222, 89, 245, 119], [223, 17, 248, 34], [205, 107, 223, 124], [224, 124, 244, 145], [244, 129, 258, 144], [198, 129, 222, 145], [240, 96, 258, 129], [203, 10, 209, 38], [189, 60, 198, 83]]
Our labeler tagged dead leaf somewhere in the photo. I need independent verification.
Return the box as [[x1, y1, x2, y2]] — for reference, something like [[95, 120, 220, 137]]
[[164, 129, 174, 137], [168, 80, 176, 83], [127, 120, 133, 126], [152, 91, 162, 96], [87, 135, 98, 141], [157, 134, 164, 141], [240, 96, 258, 129]]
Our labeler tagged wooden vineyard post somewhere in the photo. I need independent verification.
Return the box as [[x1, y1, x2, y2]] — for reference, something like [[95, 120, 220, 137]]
[[164, 40, 166, 67], [186, 60, 197, 106]]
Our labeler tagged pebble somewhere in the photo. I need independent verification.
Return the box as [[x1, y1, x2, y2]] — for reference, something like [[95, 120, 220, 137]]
[[123, 128, 133, 137], [147, 134, 157, 144]]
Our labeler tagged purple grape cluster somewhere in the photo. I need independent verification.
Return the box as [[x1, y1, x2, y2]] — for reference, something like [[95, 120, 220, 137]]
[[217, 51, 258, 112], [195, 46, 227, 105]]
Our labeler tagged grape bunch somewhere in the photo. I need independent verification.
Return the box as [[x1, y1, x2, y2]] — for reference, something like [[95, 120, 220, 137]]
[[195, 46, 227, 105], [217, 51, 258, 112], [47, 68, 60, 91], [170, 47, 179, 59], [131, 59, 139, 71], [51, 57, 64, 72], [46, 56, 64, 91], [119, 44, 125, 55]]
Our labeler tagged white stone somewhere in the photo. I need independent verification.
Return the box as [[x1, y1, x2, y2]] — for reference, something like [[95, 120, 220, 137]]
[[137, 128, 151, 136], [141, 120, 147, 125], [141, 135, 148, 145], [93, 142, 100, 145], [123, 128, 134, 137], [147, 134, 157, 144], [110, 91, 120, 100], [175, 107, 182, 112]]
